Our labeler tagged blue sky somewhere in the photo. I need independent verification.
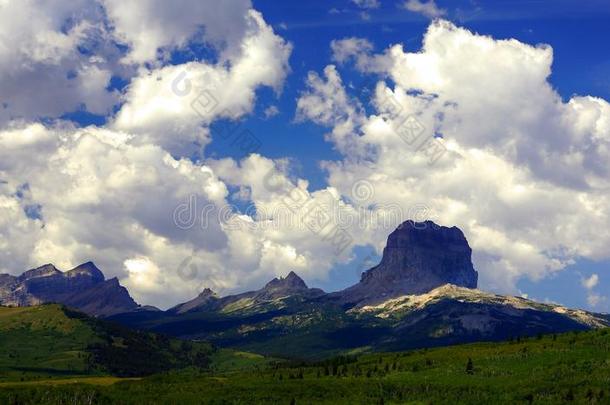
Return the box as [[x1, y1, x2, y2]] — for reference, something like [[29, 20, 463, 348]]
[[1, 0, 609, 310]]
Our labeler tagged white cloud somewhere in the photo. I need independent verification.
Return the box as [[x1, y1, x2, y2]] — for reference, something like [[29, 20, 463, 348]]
[[581, 273, 605, 309], [102, 0, 253, 64], [112, 10, 291, 154], [297, 20, 610, 294], [352, 0, 380, 10], [587, 293, 606, 308], [0, 0, 290, 137], [403, 0, 446, 19], [582, 273, 599, 290], [0, 0, 120, 125], [123, 257, 163, 294], [331, 38, 374, 65], [263, 105, 280, 119]]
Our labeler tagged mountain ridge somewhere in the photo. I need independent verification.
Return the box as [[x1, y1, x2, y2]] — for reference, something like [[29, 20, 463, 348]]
[[0, 262, 139, 316], [105, 220, 609, 359], [3, 220, 608, 359]]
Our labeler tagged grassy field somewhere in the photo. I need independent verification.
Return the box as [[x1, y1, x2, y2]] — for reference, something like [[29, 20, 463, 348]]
[[0, 305, 100, 381], [1, 326, 609, 404], [0, 376, 140, 387], [0, 305, 213, 381]]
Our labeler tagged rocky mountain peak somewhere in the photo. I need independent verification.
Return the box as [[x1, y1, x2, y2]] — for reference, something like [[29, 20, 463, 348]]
[[66, 261, 105, 282], [18, 264, 61, 281], [167, 287, 219, 315], [0, 262, 138, 317], [263, 271, 308, 292], [198, 288, 217, 298], [336, 220, 478, 306]]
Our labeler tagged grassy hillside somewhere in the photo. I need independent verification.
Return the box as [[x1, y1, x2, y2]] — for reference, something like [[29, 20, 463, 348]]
[[1, 326, 609, 404], [0, 305, 213, 381]]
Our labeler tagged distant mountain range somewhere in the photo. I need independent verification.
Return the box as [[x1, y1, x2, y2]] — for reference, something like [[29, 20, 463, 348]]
[[2, 220, 608, 358]]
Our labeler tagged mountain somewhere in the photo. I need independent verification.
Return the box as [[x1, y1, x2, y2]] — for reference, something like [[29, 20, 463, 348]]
[[5, 221, 607, 360], [168, 270, 325, 315], [0, 304, 213, 379], [109, 220, 609, 359], [169, 288, 219, 315], [0, 262, 140, 316], [332, 220, 478, 306]]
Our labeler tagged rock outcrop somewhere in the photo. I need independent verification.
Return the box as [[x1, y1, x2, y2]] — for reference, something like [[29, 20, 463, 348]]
[[335, 220, 478, 306]]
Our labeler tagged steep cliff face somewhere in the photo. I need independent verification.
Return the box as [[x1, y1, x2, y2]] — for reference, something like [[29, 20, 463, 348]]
[[336, 220, 478, 306], [0, 262, 138, 316]]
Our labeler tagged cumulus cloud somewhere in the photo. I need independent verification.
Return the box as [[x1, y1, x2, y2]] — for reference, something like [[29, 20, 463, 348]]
[[297, 21, 610, 294], [0, 0, 289, 134], [403, 0, 446, 19], [112, 9, 292, 154], [0, 1, 299, 308], [0, 0, 121, 125], [102, 0, 252, 64]]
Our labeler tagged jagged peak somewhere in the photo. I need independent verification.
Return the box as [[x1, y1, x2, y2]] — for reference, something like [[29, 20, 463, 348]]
[[66, 261, 105, 281], [286, 270, 305, 283], [264, 271, 308, 291], [197, 288, 218, 298]]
